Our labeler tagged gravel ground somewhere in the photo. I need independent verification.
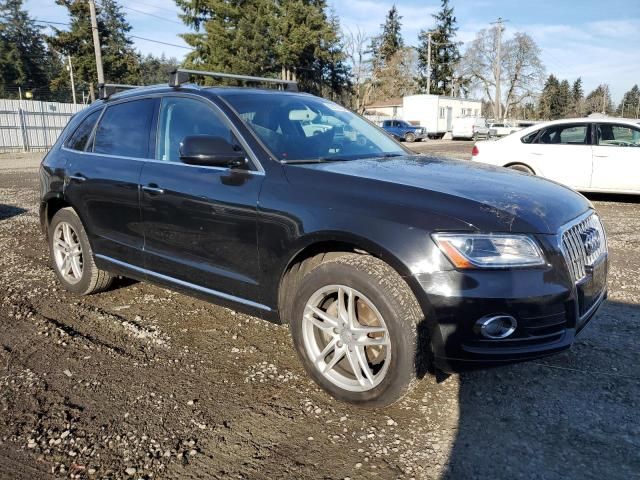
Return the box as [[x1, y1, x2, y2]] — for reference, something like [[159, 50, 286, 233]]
[[0, 145, 638, 480]]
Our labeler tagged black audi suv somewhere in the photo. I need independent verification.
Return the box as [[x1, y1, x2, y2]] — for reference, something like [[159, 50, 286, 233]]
[[39, 71, 608, 406]]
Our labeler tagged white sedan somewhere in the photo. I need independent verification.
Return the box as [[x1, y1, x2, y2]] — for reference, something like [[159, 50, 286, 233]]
[[471, 117, 640, 194]]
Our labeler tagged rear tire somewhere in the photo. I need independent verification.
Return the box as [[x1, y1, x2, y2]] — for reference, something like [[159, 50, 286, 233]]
[[49, 208, 114, 295], [288, 253, 424, 407], [507, 164, 535, 175]]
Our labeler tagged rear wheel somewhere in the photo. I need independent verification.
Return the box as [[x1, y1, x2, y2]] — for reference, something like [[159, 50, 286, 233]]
[[288, 253, 423, 407], [49, 208, 114, 295], [507, 164, 534, 175], [404, 132, 416, 143]]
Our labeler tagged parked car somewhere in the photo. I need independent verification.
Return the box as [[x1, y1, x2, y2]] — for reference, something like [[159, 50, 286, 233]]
[[381, 119, 427, 142], [472, 117, 640, 194], [488, 122, 521, 137], [451, 117, 489, 140], [40, 71, 608, 407]]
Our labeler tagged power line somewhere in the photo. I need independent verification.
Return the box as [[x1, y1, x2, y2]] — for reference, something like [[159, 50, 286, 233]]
[[130, 35, 194, 51], [121, 5, 183, 25]]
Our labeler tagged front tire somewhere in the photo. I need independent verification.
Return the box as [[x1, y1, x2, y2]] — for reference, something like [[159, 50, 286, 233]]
[[404, 132, 416, 143], [49, 208, 114, 295], [288, 254, 424, 407]]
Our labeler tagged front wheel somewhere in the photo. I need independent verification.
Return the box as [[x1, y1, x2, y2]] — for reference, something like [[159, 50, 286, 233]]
[[49, 208, 114, 295], [289, 254, 424, 407], [404, 132, 416, 143]]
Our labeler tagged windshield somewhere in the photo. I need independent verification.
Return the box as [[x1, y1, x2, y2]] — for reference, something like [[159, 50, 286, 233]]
[[222, 92, 406, 162]]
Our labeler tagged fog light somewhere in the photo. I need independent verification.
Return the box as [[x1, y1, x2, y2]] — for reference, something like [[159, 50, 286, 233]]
[[475, 315, 517, 339]]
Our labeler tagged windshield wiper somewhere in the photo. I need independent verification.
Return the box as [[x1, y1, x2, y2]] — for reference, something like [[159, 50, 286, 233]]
[[281, 157, 353, 164]]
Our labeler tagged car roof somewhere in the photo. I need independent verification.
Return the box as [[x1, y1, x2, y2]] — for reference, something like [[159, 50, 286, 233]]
[[97, 83, 314, 104]]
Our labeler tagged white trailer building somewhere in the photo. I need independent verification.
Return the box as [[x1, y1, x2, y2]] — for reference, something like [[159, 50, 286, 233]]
[[402, 95, 483, 137], [364, 94, 483, 138]]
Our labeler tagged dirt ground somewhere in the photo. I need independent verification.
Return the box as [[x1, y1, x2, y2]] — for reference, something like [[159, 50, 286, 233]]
[[0, 144, 638, 480]]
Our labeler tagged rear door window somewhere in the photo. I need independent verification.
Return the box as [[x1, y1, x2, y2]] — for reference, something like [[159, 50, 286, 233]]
[[536, 124, 590, 145], [65, 109, 101, 151], [597, 124, 640, 147], [93, 99, 156, 158]]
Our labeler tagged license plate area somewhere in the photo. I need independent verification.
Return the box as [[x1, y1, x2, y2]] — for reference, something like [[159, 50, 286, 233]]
[[577, 254, 607, 318]]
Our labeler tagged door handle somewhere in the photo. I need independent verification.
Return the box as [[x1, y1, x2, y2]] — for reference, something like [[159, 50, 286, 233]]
[[531, 152, 543, 156], [142, 185, 165, 195], [67, 174, 86, 182], [593, 154, 608, 158]]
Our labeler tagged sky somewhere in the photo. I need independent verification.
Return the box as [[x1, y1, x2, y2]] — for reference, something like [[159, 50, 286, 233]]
[[25, 0, 640, 103]]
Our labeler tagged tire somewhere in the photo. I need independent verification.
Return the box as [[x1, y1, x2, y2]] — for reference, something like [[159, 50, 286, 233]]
[[288, 253, 423, 407], [404, 132, 416, 143], [49, 207, 114, 295], [507, 164, 535, 175]]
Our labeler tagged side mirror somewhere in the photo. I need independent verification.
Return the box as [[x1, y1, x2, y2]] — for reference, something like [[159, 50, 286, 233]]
[[179, 135, 247, 168]]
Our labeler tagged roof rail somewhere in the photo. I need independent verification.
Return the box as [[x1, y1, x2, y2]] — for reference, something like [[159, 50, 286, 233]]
[[98, 83, 142, 100], [168, 68, 298, 92]]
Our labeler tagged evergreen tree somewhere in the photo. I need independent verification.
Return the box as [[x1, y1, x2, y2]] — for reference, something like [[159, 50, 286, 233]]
[[371, 5, 403, 67], [538, 74, 561, 119], [617, 85, 640, 117], [49, 0, 139, 100], [584, 84, 614, 115], [138, 53, 179, 85], [177, 0, 349, 97], [0, 0, 50, 99], [571, 77, 584, 116], [417, 0, 460, 95], [558, 79, 571, 118]]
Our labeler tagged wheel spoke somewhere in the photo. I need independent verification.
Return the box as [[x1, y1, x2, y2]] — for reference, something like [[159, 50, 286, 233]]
[[62, 223, 72, 243], [61, 255, 71, 275], [337, 287, 348, 323], [345, 349, 367, 387], [322, 346, 346, 373], [354, 346, 375, 385], [70, 255, 82, 278], [347, 288, 357, 329], [315, 337, 338, 364], [354, 334, 390, 347], [55, 239, 68, 250], [305, 306, 339, 329]]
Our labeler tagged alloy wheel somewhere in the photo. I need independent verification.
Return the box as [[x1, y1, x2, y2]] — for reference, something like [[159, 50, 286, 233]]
[[52, 221, 83, 284], [302, 285, 391, 392]]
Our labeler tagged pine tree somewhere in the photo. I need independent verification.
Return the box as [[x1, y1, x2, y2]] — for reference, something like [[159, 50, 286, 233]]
[[558, 79, 571, 118], [49, 0, 140, 100], [571, 77, 584, 116], [177, 0, 349, 97], [369, 5, 403, 70], [538, 74, 560, 120], [0, 0, 50, 99], [617, 85, 640, 117], [138, 53, 179, 85], [584, 84, 614, 115], [416, 0, 460, 95]]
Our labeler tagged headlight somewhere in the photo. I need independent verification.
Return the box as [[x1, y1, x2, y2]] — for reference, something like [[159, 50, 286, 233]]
[[432, 233, 545, 269]]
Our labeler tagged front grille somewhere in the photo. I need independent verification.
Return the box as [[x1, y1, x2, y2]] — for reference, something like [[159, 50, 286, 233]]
[[560, 213, 607, 283]]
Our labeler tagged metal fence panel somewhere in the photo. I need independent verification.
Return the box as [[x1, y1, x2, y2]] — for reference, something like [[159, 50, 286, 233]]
[[0, 99, 86, 153]]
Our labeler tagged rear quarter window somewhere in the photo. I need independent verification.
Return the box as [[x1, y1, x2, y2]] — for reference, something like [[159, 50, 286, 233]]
[[65, 109, 101, 151]]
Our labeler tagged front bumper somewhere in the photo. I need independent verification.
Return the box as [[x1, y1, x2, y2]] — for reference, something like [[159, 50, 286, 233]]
[[413, 238, 608, 373]]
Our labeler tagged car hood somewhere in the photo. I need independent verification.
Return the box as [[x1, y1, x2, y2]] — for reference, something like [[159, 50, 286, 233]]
[[288, 155, 591, 234]]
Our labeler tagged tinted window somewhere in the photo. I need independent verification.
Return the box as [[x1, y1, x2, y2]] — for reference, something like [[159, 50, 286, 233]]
[[65, 109, 101, 151], [93, 99, 155, 158], [537, 124, 589, 145], [157, 97, 234, 162], [521, 130, 539, 144], [597, 124, 640, 147]]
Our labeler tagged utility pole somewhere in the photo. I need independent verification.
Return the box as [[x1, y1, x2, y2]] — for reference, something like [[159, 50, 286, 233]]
[[67, 55, 77, 104], [426, 32, 432, 95], [88, 0, 104, 100], [491, 17, 507, 120]]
